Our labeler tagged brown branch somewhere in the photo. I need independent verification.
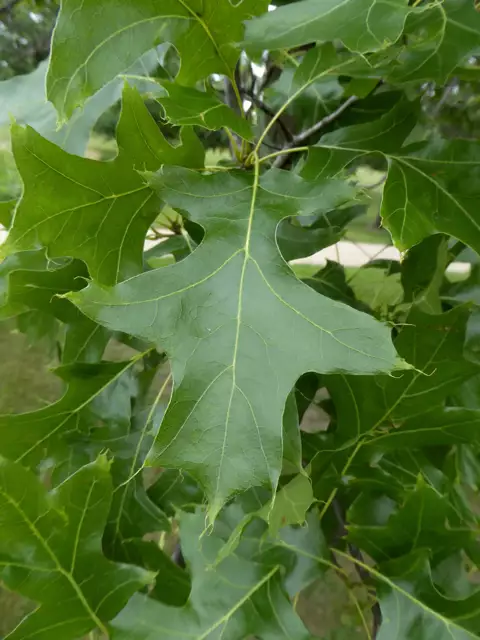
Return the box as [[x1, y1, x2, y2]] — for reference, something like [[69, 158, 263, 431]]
[[272, 95, 358, 168]]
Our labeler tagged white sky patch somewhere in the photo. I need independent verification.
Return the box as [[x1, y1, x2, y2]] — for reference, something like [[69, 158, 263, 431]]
[[29, 12, 44, 24]]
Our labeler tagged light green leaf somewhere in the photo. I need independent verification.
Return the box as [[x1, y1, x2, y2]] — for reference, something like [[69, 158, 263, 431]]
[[47, 0, 269, 120], [110, 509, 309, 640], [2, 86, 204, 285], [70, 165, 407, 518], [260, 473, 314, 537], [244, 0, 420, 54], [0, 457, 153, 640], [157, 82, 253, 140]]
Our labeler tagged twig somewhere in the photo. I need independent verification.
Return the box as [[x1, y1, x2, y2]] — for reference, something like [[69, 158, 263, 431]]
[[271, 96, 358, 168], [172, 543, 186, 568], [294, 96, 358, 145], [243, 90, 294, 141], [448, 240, 466, 265]]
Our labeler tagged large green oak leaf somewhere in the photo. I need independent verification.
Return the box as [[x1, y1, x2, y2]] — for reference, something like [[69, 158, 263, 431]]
[[0, 457, 153, 640], [70, 164, 408, 518], [47, 0, 268, 120], [2, 86, 204, 285]]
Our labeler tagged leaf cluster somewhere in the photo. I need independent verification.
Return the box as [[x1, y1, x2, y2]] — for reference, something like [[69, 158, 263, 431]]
[[2, 1, 480, 638]]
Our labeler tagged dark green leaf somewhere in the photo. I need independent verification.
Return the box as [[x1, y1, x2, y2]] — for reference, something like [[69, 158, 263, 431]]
[[327, 305, 479, 444], [303, 260, 368, 311], [309, 100, 480, 255], [0, 456, 153, 640], [363, 407, 480, 452], [148, 469, 204, 516], [110, 509, 310, 640], [401, 235, 449, 314], [70, 165, 407, 518], [348, 477, 473, 563], [0, 356, 144, 467], [389, 0, 480, 85], [244, 0, 419, 55], [277, 205, 363, 262]]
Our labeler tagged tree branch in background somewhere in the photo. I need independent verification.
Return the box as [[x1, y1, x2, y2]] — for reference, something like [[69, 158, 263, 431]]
[[273, 95, 358, 168], [0, 0, 22, 15]]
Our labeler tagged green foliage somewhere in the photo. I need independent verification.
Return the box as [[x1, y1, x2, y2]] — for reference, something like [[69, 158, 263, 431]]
[[3, 1, 480, 638]]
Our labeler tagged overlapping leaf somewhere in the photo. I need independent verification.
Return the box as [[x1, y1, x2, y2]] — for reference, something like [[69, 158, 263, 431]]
[[244, 0, 420, 55], [327, 305, 479, 444], [0, 251, 110, 362], [0, 52, 162, 156], [389, 0, 480, 85], [307, 99, 480, 255], [47, 0, 268, 120], [345, 481, 480, 639], [70, 165, 407, 517], [0, 357, 143, 467], [0, 457, 153, 640], [110, 508, 321, 640], [157, 82, 253, 140], [2, 86, 204, 285]]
